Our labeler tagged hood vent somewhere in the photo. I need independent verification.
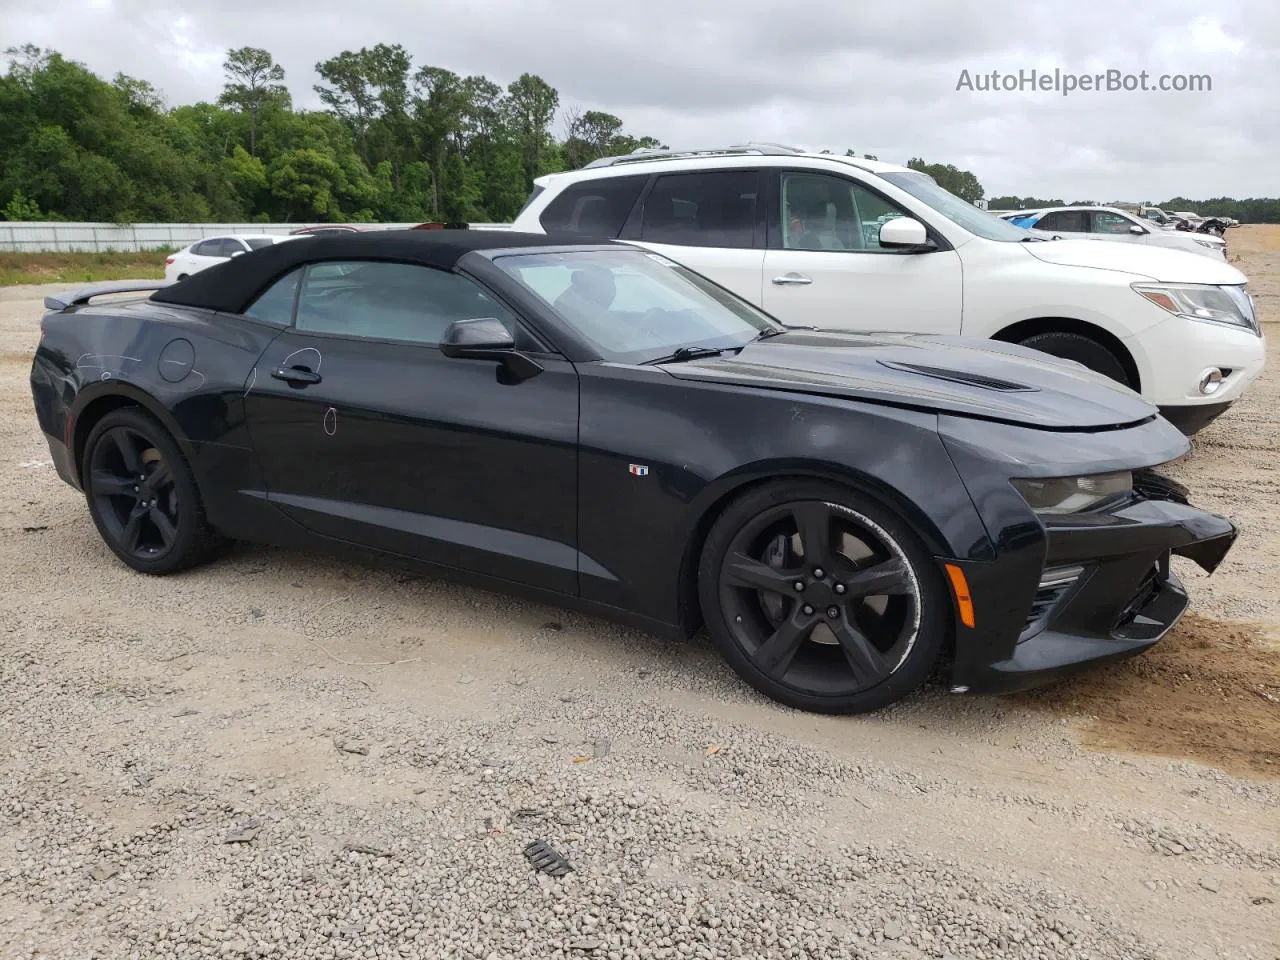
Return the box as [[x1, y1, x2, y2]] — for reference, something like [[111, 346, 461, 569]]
[[876, 360, 1038, 393]]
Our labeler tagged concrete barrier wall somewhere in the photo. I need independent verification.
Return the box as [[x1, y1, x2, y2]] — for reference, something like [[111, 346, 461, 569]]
[[0, 222, 514, 253]]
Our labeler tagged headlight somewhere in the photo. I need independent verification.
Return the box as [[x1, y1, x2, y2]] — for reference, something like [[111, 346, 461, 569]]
[[1133, 282, 1258, 333], [1011, 471, 1132, 515], [1193, 239, 1219, 249]]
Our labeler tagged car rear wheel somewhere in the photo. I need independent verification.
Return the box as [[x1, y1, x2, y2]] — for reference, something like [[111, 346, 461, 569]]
[[81, 407, 222, 575], [177, 273, 189, 281], [1014, 330, 1132, 388], [698, 480, 948, 714]]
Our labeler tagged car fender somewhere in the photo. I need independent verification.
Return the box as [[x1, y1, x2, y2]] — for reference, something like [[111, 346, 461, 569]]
[[955, 242, 1168, 342], [69, 380, 199, 484]]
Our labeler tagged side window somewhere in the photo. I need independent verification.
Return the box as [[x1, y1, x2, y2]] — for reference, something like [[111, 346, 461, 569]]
[[243, 268, 302, 326], [1093, 211, 1136, 234], [293, 261, 523, 347], [192, 239, 221, 257], [539, 177, 646, 237], [1036, 211, 1086, 232], [779, 173, 912, 251], [639, 171, 758, 249]]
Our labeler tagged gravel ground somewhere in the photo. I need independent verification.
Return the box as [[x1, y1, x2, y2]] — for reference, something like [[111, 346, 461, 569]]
[[1, 230, 1278, 960]]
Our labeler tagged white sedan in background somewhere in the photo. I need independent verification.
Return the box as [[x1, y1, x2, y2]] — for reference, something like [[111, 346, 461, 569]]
[[164, 234, 294, 281]]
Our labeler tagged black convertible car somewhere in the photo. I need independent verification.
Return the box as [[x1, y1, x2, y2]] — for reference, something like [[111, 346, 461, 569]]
[[30, 230, 1237, 713]]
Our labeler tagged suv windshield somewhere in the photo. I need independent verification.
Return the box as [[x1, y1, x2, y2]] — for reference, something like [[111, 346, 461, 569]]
[[878, 172, 1034, 243], [492, 248, 783, 364]]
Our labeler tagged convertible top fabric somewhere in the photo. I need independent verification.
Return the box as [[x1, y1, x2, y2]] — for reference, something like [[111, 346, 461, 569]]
[[149, 229, 585, 315]]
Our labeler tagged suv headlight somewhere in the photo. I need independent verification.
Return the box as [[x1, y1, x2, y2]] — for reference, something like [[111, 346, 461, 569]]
[[1011, 471, 1132, 515], [1133, 282, 1258, 333]]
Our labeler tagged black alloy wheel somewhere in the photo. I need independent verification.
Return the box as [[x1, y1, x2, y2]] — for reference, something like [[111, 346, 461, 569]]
[[699, 480, 948, 713], [82, 407, 222, 574]]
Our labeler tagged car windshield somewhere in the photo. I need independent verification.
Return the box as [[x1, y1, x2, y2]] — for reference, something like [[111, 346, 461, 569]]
[[878, 171, 1034, 242], [245, 237, 276, 250], [491, 248, 784, 364]]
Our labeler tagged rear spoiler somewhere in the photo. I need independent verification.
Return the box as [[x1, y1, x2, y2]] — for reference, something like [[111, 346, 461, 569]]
[[43, 280, 173, 312]]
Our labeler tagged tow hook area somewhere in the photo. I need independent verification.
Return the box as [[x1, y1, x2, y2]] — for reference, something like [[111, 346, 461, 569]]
[[1173, 533, 1237, 575]]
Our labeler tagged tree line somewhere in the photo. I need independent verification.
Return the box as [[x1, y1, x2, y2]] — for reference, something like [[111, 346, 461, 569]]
[[0, 43, 665, 225], [2, 43, 1275, 225]]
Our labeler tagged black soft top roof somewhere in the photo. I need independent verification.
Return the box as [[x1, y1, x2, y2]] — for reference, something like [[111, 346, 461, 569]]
[[149, 229, 592, 314]]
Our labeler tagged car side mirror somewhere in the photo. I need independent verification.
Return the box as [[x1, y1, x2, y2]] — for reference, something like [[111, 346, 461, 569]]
[[229, 250, 244, 258], [878, 217, 935, 251], [1129, 225, 1145, 235], [440, 317, 542, 380]]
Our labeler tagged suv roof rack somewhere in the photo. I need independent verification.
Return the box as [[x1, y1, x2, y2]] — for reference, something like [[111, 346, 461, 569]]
[[582, 141, 807, 169]]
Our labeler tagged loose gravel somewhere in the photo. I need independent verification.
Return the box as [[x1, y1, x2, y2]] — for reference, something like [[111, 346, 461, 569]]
[[2, 229, 1279, 960]]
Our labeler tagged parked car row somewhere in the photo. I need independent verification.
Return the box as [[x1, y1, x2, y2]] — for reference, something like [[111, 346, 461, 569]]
[[509, 143, 1265, 435], [30, 230, 1240, 715], [998, 205, 1228, 260]]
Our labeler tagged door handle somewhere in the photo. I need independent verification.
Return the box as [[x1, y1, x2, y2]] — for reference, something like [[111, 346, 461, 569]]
[[271, 366, 322, 385], [771, 273, 813, 285]]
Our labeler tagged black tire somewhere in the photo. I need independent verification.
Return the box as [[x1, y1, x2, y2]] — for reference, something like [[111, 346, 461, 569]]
[[1014, 330, 1132, 388], [80, 406, 223, 575], [177, 274, 189, 281], [697, 479, 949, 714]]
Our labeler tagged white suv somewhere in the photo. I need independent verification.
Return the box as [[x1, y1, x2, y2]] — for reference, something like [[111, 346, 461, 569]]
[[510, 144, 1265, 434]]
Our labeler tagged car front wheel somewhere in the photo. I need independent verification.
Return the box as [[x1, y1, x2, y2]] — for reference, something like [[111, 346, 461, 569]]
[[698, 480, 948, 714]]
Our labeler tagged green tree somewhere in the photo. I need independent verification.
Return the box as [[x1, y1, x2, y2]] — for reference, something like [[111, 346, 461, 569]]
[[504, 73, 559, 191], [217, 47, 288, 157], [906, 157, 984, 203]]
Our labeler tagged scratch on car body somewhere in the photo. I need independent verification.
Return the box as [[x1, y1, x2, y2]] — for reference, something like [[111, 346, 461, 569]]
[[281, 347, 323, 373]]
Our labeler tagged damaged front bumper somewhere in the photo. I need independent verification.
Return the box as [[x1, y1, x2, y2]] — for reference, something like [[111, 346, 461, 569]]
[[947, 495, 1237, 695]]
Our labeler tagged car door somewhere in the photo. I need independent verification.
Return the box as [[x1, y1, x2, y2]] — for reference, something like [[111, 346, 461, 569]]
[[621, 169, 767, 306], [759, 170, 963, 334], [241, 259, 581, 594]]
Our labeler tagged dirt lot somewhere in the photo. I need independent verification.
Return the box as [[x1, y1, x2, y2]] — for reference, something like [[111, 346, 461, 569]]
[[1, 231, 1277, 960]]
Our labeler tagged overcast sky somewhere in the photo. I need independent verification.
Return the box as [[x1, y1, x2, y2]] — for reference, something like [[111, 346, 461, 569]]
[[3, 0, 1277, 201]]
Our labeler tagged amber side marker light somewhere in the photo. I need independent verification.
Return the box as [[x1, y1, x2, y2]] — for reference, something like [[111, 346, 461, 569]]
[[943, 563, 976, 629]]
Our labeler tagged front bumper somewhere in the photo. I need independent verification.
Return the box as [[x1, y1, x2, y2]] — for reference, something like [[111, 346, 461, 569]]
[[945, 496, 1237, 695], [1125, 313, 1265, 409]]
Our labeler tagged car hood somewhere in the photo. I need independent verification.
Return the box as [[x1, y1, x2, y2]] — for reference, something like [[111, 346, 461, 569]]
[[658, 329, 1158, 430], [1021, 237, 1245, 283]]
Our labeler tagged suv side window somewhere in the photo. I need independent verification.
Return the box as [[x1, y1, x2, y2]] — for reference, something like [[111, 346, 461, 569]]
[[638, 171, 759, 249], [777, 173, 913, 251], [1035, 211, 1087, 232], [293, 260, 527, 347], [539, 177, 646, 237]]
